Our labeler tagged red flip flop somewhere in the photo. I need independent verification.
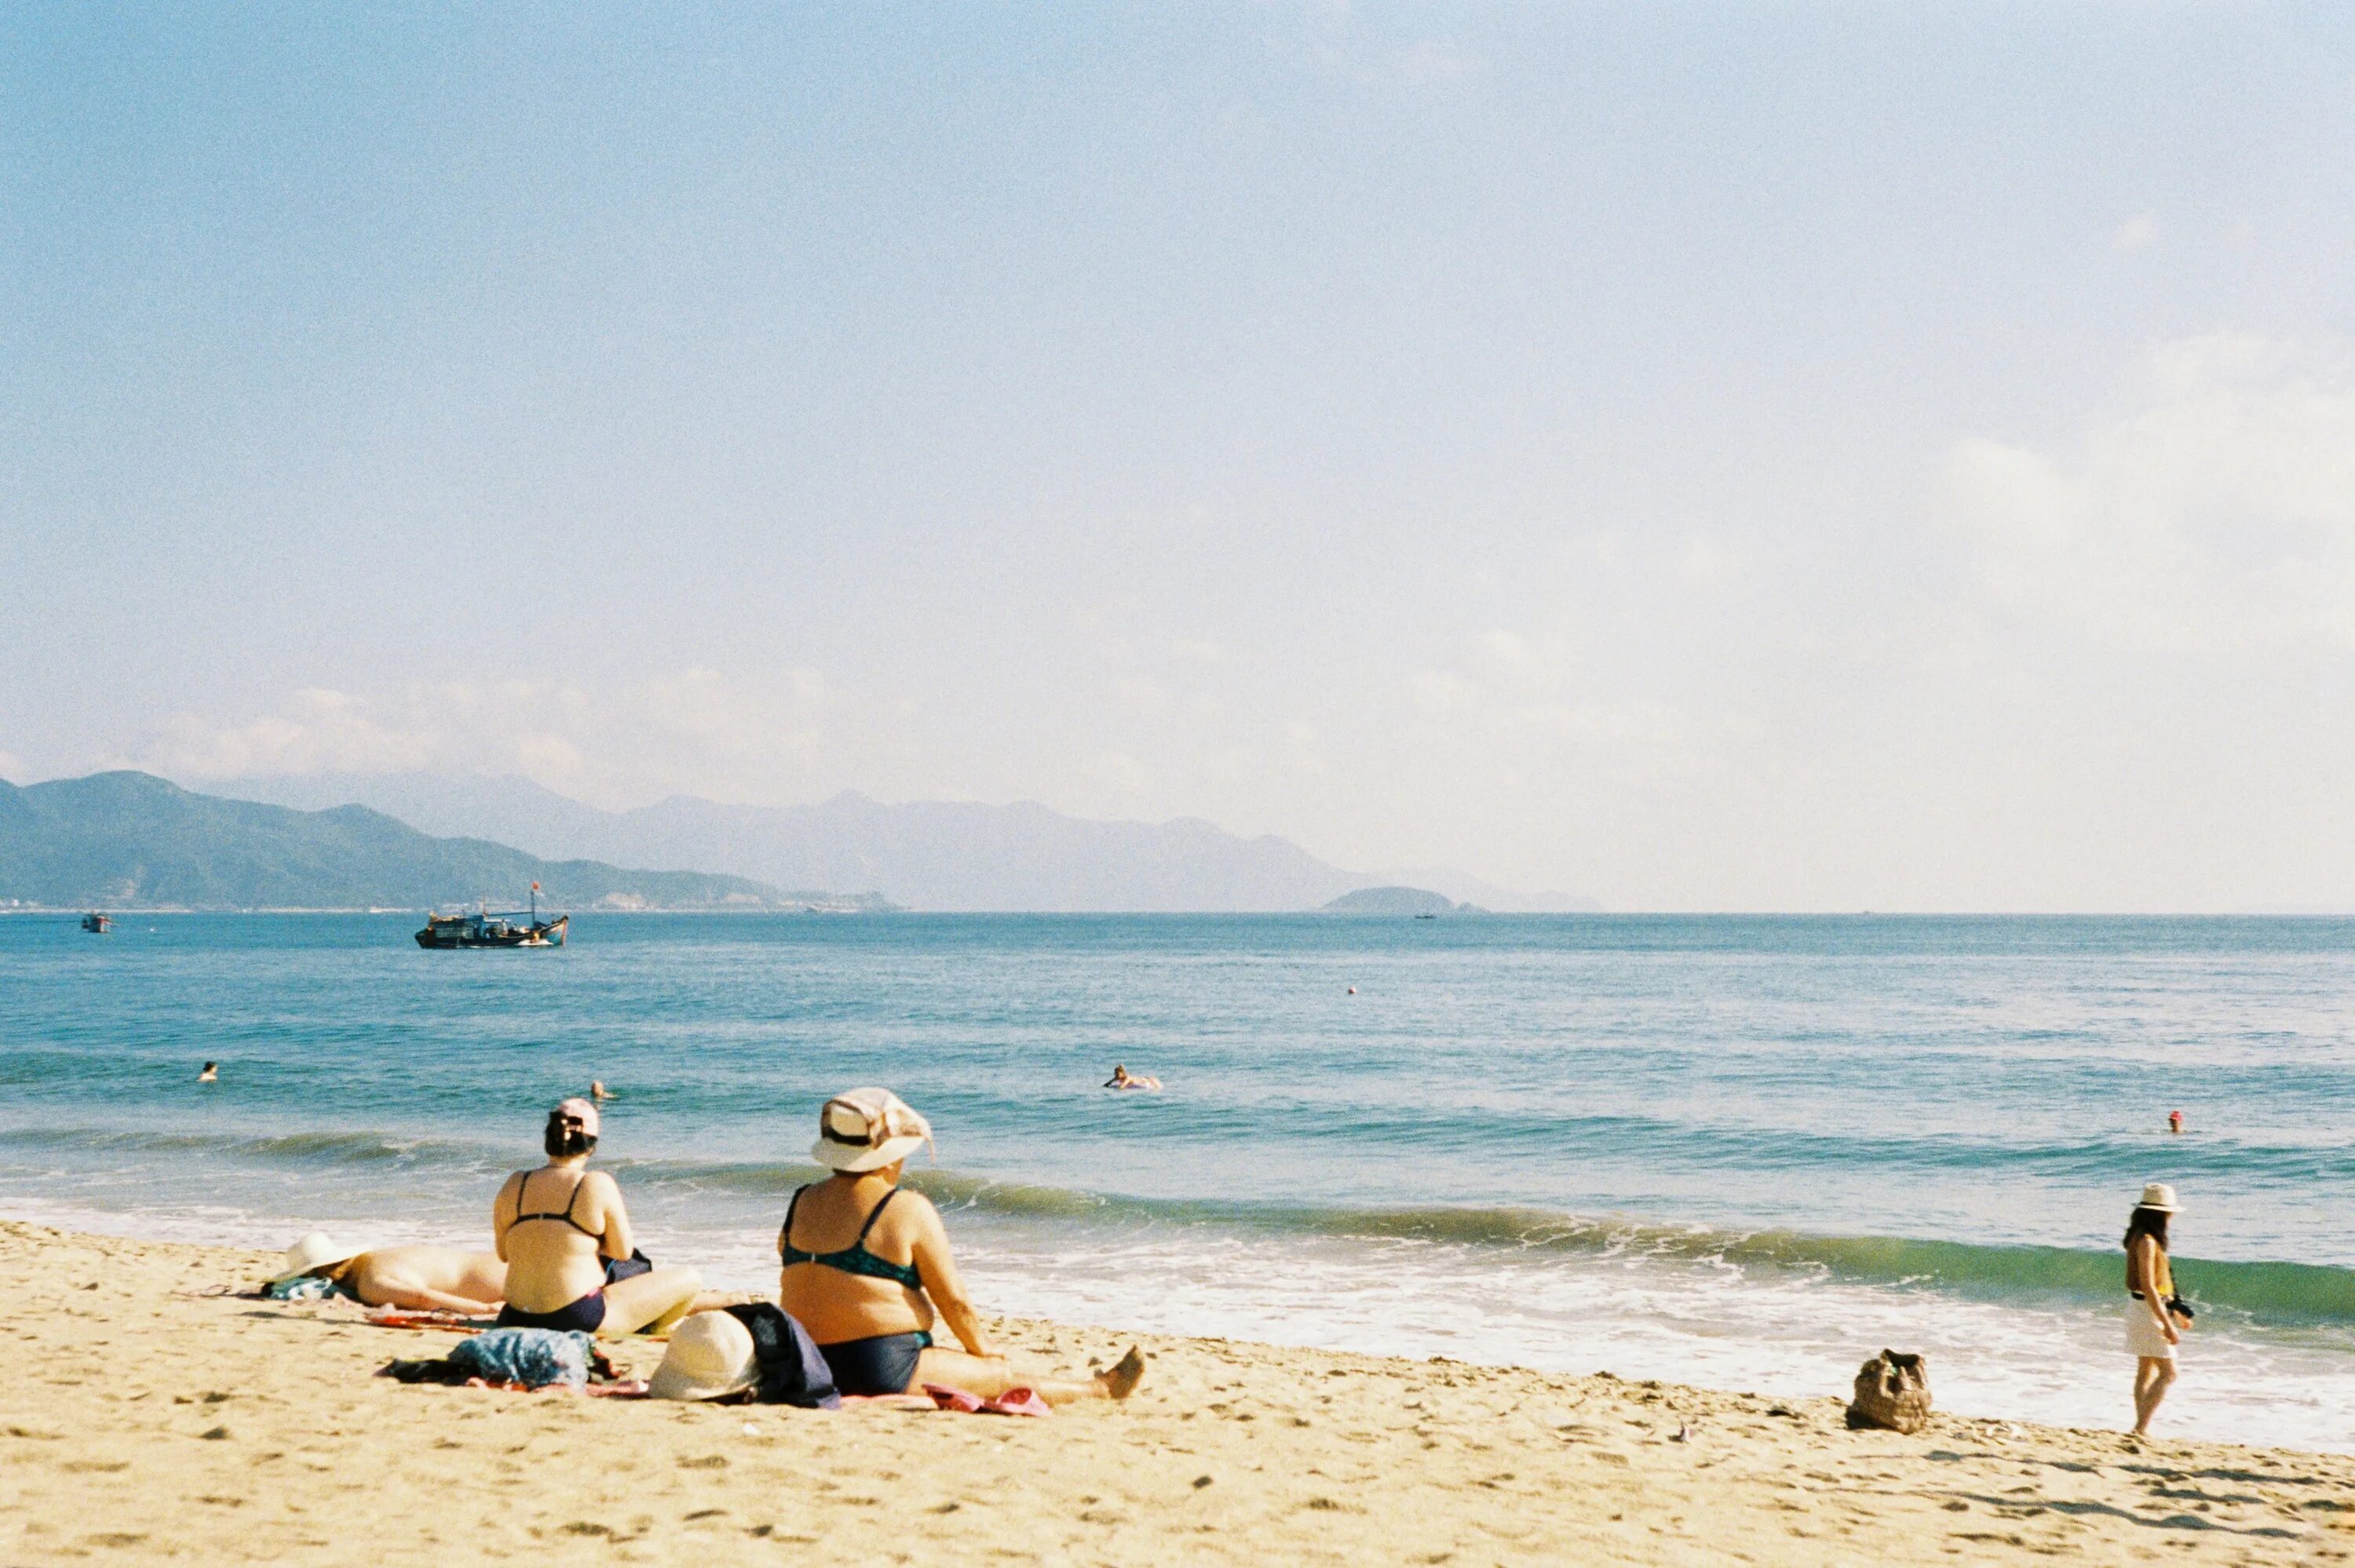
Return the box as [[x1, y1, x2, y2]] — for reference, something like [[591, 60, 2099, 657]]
[[981, 1387, 1052, 1418], [922, 1383, 986, 1413]]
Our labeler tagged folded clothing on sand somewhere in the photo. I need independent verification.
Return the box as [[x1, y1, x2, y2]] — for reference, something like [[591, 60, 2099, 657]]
[[452, 1328, 597, 1389], [263, 1274, 355, 1304], [380, 1328, 613, 1391]]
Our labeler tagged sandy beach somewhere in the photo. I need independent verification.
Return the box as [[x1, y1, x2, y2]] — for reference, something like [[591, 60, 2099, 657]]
[[2, 1223, 2350, 1565]]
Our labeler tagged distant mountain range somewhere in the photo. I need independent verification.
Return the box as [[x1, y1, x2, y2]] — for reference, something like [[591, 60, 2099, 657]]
[[0, 772, 890, 912], [210, 771, 1598, 913]]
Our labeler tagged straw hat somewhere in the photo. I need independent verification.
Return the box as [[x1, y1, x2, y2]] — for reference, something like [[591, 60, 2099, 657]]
[[272, 1231, 366, 1285], [2137, 1182, 2182, 1213], [648, 1311, 758, 1402], [810, 1088, 932, 1173]]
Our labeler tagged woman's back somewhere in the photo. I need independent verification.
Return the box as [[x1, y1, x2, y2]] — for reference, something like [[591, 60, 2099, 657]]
[[495, 1165, 614, 1312], [777, 1174, 933, 1344]]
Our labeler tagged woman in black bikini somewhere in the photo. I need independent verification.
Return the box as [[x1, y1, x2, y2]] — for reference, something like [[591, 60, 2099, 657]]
[[779, 1087, 1145, 1403], [492, 1097, 703, 1337]]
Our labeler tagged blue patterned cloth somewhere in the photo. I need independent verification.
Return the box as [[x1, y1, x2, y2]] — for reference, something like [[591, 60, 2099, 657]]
[[448, 1327, 596, 1390]]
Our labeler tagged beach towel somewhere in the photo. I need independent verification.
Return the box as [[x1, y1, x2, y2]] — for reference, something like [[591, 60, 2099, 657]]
[[448, 1327, 597, 1391], [722, 1304, 841, 1409]]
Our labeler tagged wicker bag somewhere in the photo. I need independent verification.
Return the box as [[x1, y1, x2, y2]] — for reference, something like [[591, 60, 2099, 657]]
[[1846, 1350, 1932, 1432]]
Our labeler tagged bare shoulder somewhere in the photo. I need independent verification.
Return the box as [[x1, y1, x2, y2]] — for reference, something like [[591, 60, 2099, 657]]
[[891, 1187, 950, 1239]]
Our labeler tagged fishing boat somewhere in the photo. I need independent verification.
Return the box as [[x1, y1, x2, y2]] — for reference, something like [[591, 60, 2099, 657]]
[[82, 913, 111, 933], [414, 884, 567, 949]]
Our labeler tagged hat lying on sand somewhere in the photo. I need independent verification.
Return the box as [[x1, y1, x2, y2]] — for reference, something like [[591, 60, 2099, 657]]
[[810, 1088, 932, 1174], [2138, 1182, 2182, 1213], [648, 1311, 758, 1402], [272, 1231, 366, 1285]]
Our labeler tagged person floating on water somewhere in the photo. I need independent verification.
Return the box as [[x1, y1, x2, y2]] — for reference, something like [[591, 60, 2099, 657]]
[[2124, 1181, 2190, 1438], [589, 1080, 614, 1102], [2168, 1109, 2184, 1135], [776, 1087, 1145, 1403], [197, 1061, 218, 1082], [1104, 1064, 1161, 1091]]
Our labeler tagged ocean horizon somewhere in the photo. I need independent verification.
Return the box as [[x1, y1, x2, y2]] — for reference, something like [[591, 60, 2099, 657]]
[[5, 911, 2351, 1449]]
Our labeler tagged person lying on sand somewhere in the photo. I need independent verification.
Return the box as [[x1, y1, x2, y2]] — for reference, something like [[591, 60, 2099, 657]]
[[273, 1233, 507, 1314], [780, 1087, 1145, 1404], [1104, 1064, 1160, 1091], [492, 1097, 703, 1337]]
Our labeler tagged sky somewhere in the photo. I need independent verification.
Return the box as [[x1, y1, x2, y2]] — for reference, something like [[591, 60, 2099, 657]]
[[5, 3, 2355, 910]]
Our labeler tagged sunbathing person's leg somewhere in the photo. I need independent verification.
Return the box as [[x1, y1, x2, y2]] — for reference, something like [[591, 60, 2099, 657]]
[[597, 1265, 703, 1336], [913, 1344, 1145, 1405]]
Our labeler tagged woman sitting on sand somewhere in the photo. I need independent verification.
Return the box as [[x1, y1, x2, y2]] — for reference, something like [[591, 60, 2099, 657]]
[[2125, 1182, 2189, 1437], [272, 1233, 506, 1314], [778, 1087, 1145, 1403], [492, 1097, 703, 1336]]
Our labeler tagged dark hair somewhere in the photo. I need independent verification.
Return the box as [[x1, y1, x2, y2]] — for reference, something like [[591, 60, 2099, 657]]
[[201, 1061, 216, 1070], [545, 1111, 597, 1158], [2124, 1205, 2171, 1252]]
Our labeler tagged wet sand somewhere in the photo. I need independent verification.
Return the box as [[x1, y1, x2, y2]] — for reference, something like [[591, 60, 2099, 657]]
[[3, 1221, 2351, 1565]]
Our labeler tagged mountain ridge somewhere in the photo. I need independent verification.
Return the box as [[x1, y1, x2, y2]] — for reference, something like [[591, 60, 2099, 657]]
[[205, 771, 1599, 912], [0, 772, 889, 912]]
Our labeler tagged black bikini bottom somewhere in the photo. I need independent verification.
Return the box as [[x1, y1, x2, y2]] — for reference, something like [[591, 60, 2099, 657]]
[[498, 1291, 607, 1333], [818, 1330, 933, 1395]]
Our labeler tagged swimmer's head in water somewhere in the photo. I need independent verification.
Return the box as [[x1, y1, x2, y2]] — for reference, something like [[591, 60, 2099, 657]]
[[545, 1096, 601, 1158]]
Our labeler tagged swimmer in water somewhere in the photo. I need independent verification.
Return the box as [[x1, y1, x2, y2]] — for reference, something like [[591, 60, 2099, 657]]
[[2168, 1109, 2185, 1135], [590, 1080, 614, 1102], [198, 1061, 218, 1083], [1104, 1064, 1161, 1092]]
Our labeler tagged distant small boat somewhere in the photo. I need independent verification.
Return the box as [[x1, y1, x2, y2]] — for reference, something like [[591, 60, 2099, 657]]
[[82, 913, 111, 933], [1414, 913, 1437, 920], [415, 884, 566, 950]]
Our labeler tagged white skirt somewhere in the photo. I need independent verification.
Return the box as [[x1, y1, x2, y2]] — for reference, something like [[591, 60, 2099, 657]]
[[2125, 1299, 2176, 1359]]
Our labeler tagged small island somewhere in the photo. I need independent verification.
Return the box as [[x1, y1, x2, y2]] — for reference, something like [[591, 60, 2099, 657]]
[[1319, 885, 1473, 916]]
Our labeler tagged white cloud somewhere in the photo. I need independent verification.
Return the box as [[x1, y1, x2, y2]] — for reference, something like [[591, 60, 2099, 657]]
[[2112, 213, 2158, 253], [1944, 334, 2355, 651], [141, 667, 855, 808], [1083, 750, 1155, 795]]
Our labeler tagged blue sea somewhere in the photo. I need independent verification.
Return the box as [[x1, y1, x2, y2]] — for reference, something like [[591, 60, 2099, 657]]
[[4, 913, 2352, 1449]]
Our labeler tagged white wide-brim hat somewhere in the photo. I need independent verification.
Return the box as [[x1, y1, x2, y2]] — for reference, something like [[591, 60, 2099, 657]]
[[810, 1087, 933, 1173], [2138, 1182, 2182, 1213], [648, 1310, 758, 1401], [272, 1231, 366, 1285]]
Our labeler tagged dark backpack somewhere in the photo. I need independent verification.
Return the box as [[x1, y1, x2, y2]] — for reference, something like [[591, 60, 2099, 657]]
[[724, 1304, 842, 1409]]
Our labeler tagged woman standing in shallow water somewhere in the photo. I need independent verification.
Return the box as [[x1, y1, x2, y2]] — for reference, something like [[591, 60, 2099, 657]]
[[2125, 1183, 2186, 1436]]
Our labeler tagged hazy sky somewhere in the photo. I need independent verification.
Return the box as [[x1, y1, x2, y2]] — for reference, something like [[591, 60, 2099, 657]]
[[6, 4, 2355, 910]]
